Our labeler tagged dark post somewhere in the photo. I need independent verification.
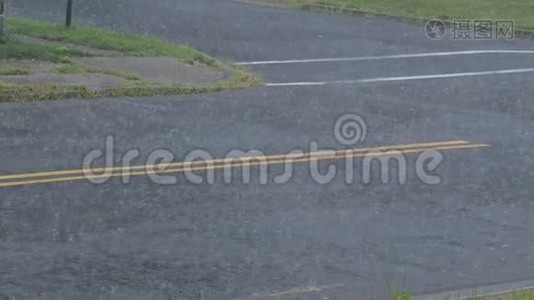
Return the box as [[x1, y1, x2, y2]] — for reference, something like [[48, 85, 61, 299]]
[[0, 1, 5, 42], [65, 0, 73, 27]]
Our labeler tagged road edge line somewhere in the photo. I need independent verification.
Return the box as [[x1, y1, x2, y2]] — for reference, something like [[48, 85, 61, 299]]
[[414, 279, 534, 300]]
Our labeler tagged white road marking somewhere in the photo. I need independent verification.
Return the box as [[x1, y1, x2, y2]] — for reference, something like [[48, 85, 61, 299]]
[[237, 50, 534, 65], [264, 67, 534, 86]]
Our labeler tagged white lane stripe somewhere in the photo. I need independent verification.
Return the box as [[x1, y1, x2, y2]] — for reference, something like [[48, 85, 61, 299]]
[[237, 50, 534, 65], [264, 68, 534, 87]]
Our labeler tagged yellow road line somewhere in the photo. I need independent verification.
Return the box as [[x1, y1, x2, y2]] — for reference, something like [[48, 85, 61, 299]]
[[0, 142, 489, 188], [0, 140, 470, 181]]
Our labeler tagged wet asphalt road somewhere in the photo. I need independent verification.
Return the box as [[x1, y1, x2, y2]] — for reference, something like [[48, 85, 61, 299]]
[[2, 0, 534, 299]]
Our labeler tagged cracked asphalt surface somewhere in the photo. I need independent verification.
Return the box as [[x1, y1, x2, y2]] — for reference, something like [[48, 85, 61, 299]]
[[2, 0, 534, 299]]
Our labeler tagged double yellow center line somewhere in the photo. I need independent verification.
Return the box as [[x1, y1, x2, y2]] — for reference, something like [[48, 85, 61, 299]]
[[0, 140, 489, 189]]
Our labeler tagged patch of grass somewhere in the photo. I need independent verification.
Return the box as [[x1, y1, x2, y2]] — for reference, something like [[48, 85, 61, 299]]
[[105, 69, 262, 98], [53, 64, 88, 74], [0, 82, 59, 102], [0, 17, 262, 101], [389, 286, 413, 300], [265, 0, 534, 31], [7, 18, 215, 65], [0, 66, 32, 75], [0, 69, 262, 102], [72, 86, 100, 98], [53, 63, 144, 81], [0, 41, 87, 62]]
